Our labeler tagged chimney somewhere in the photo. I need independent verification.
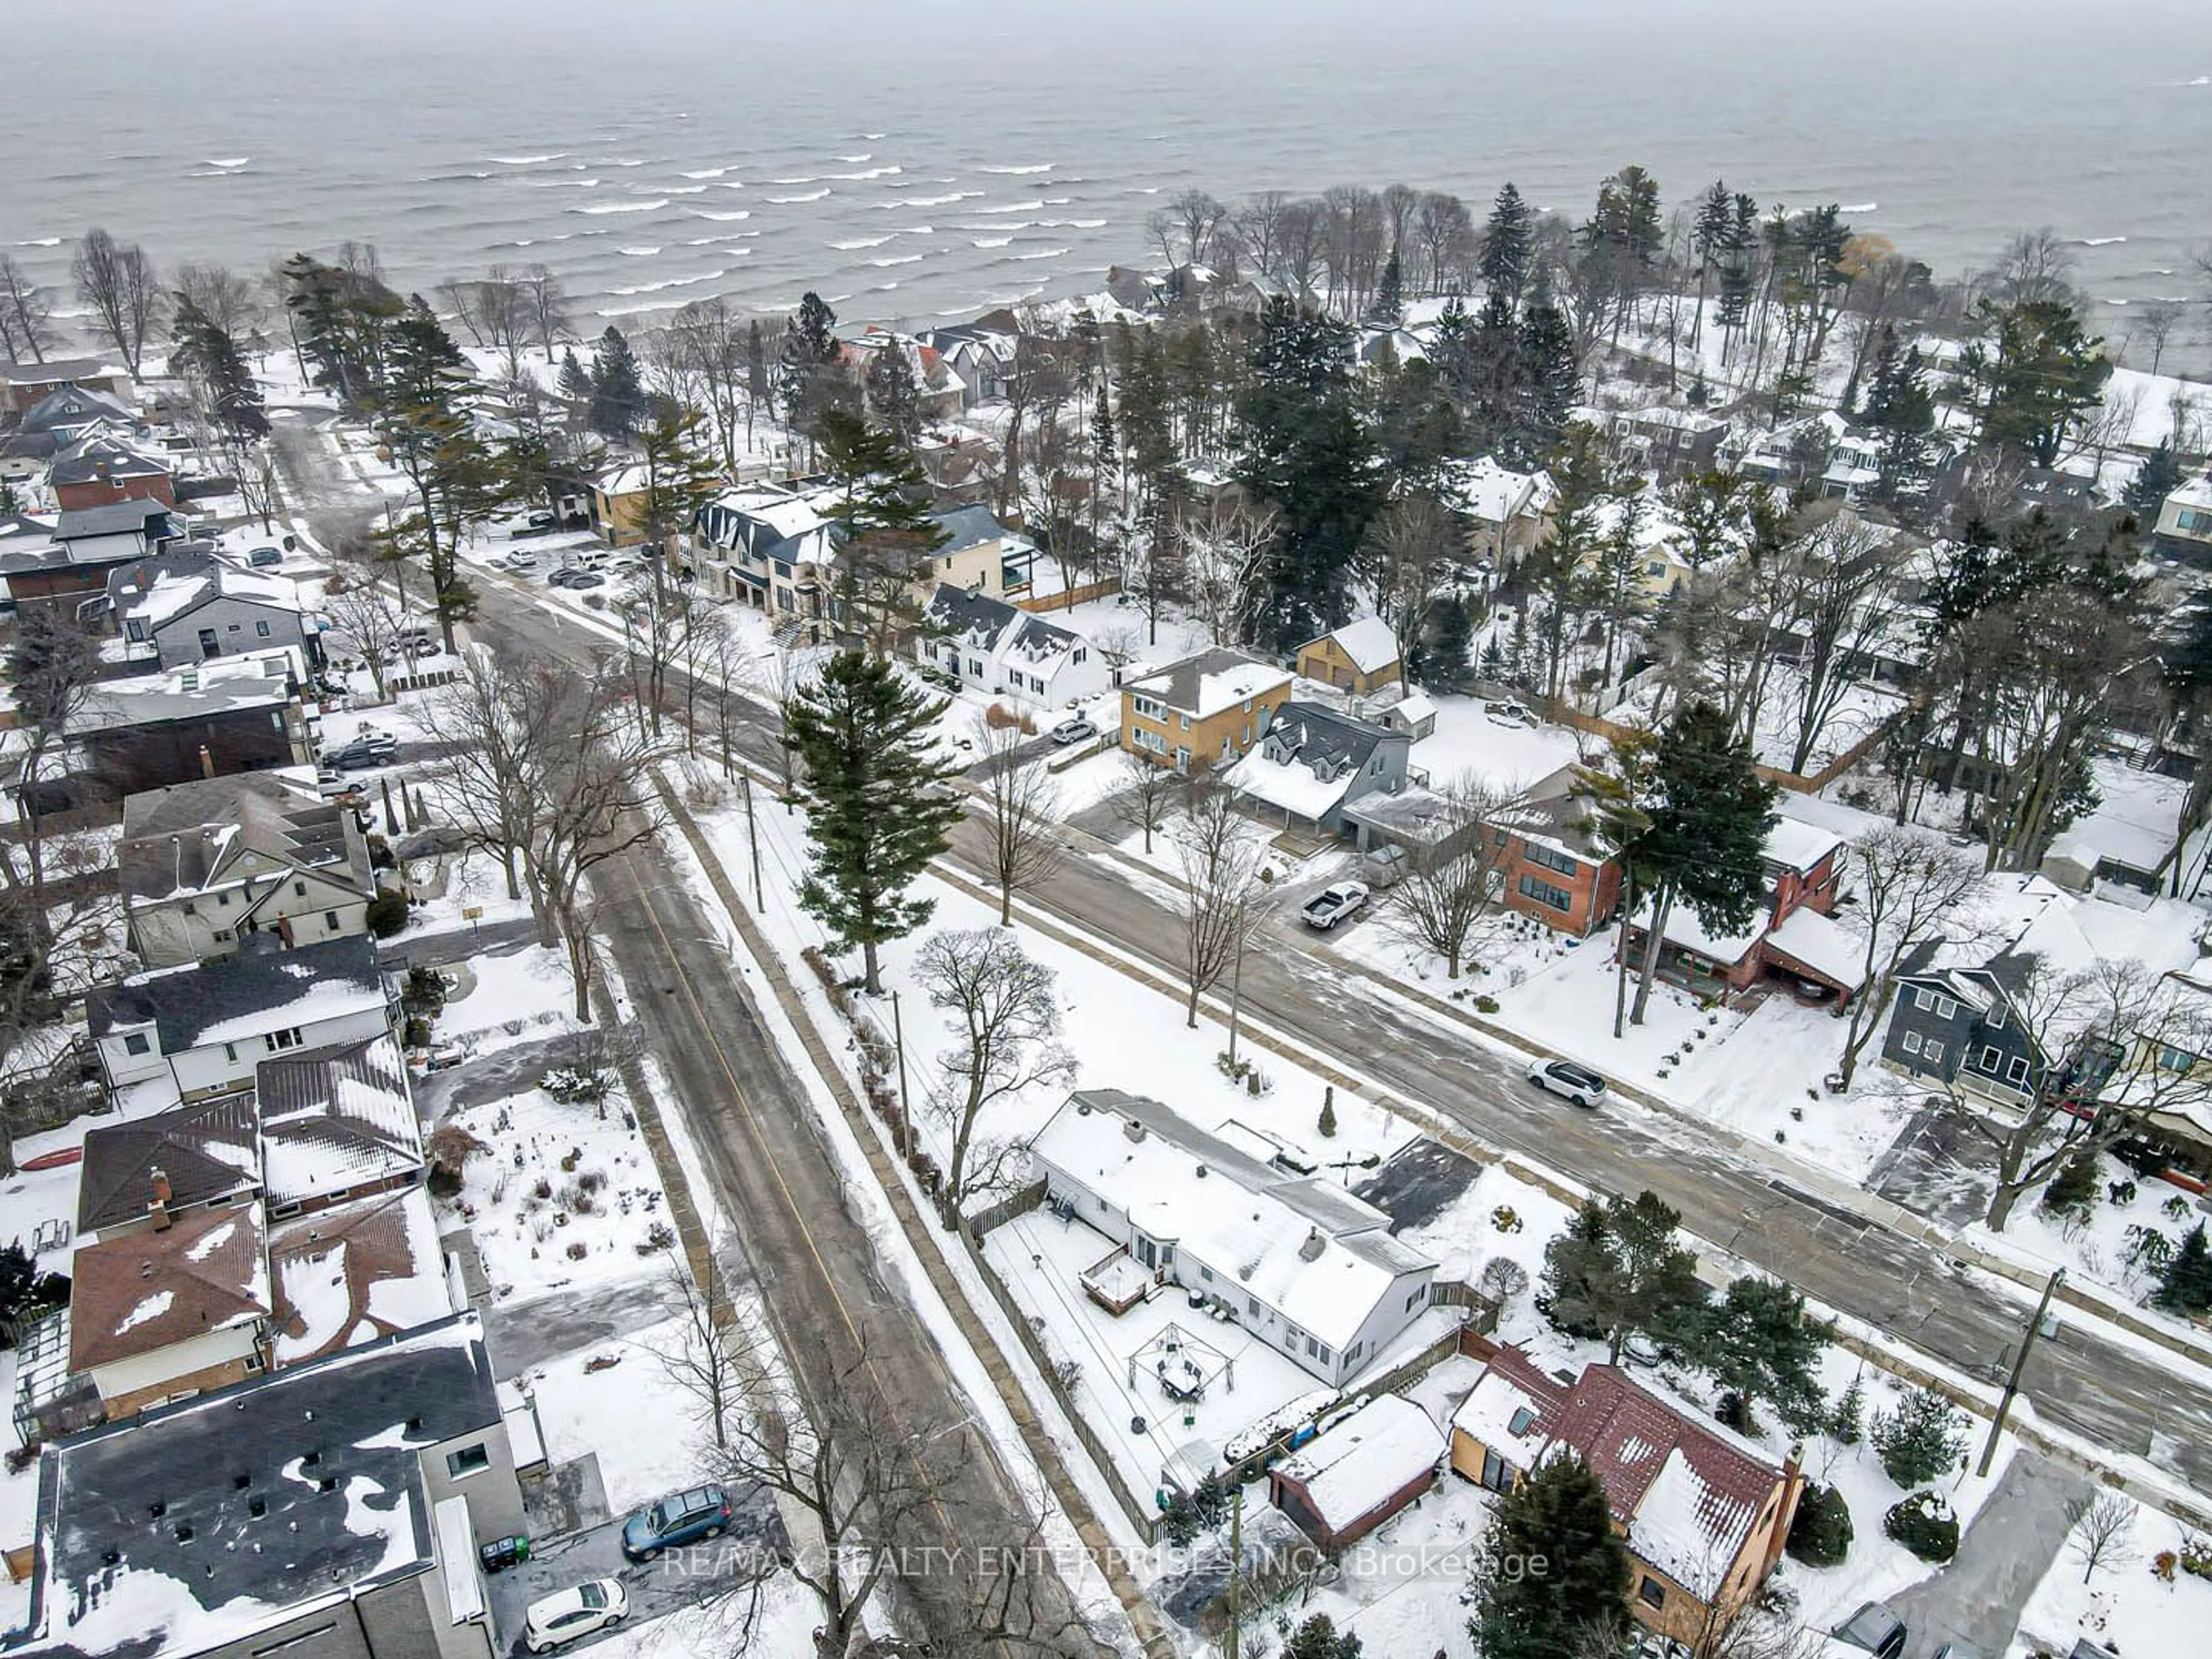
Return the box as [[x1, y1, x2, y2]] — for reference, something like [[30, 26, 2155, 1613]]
[[1298, 1227, 1325, 1263], [199, 743, 216, 780], [149, 1165, 172, 1230]]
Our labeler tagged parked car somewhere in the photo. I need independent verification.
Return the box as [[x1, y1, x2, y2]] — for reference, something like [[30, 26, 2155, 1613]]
[[244, 546, 284, 569], [604, 550, 646, 572], [1050, 714, 1099, 745], [1830, 1602, 1908, 1659], [1301, 882, 1370, 930], [620, 1484, 733, 1561], [503, 549, 540, 571], [523, 1580, 627, 1653], [509, 509, 558, 539], [550, 567, 607, 590], [1524, 1056, 1607, 1108], [406, 635, 442, 658], [322, 734, 397, 771]]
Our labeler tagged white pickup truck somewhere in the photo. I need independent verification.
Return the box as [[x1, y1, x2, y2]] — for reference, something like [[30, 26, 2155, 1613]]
[[1301, 881, 1370, 930]]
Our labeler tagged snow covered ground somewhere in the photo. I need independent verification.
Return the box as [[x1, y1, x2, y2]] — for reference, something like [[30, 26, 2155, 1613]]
[[2015, 1489, 2212, 1659]]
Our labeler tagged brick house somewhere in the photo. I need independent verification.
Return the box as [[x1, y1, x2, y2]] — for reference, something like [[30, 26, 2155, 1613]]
[[1450, 1344, 1804, 1652], [1118, 647, 1294, 773], [50, 433, 175, 511], [1625, 816, 1862, 1003], [68, 1199, 273, 1417]]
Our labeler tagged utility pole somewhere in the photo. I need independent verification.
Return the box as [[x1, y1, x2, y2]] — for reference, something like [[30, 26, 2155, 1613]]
[[891, 989, 912, 1160], [1225, 899, 1249, 1071], [1979, 1266, 2065, 1477], [1225, 1485, 1243, 1659], [740, 772, 764, 912]]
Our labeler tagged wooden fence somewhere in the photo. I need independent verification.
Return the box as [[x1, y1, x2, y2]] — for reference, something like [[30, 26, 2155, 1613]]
[[1017, 576, 1122, 614]]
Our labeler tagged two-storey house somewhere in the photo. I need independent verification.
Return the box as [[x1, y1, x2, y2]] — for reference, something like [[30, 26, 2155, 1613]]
[[1118, 647, 1294, 774], [1224, 702, 1413, 838]]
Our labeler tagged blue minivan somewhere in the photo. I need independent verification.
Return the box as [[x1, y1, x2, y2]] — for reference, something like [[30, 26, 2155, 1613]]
[[620, 1485, 733, 1561]]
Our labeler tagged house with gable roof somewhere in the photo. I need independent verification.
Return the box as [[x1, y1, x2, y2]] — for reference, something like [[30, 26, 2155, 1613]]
[[1, 498, 186, 609], [1447, 454, 1557, 568], [916, 582, 1109, 710], [1449, 1344, 1804, 1651], [1224, 702, 1413, 838], [48, 431, 175, 512], [75, 1096, 262, 1241], [1294, 616, 1403, 696], [256, 1033, 426, 1220], [0, 357, 134, 414], [118, 772, 376, 968], [109, 546, 310, 669], [1025, 1090, 1438, 1387]]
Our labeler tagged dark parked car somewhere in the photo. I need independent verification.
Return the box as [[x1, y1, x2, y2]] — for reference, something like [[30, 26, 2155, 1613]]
[[620, 1484, 733, 1561], [1830, 1602, 1908, 1659], [550, 567, 606, 590], [321, 734, 398, 771], [1524, 1056, 1607, 1108]]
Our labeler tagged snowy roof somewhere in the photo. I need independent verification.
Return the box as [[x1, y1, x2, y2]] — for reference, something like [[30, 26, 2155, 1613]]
[[120, 563, 300, 633], [1228, 703, 1405, 821], [1224, 746, 1362, 823], [268, 1187, 449, 1367], [1633, 896, 1763, 967], [69, 1200, 272, 1373], [1273, 1393, 1444, 1531], [86, 935, 387, 1055], [1763, 817, 1844, 876], [1027, 1090, 1433, 1352], [1391, 690, 1438, 726], [256, 1033, 423, 1207], [69, 646, 301, 734], [1445, 456, 1553, 524], [931, 503, 1024, 555], [35, 1315, 498, 1659], [2046, 760, 2192, 878], [1457, 1349, 1787, 1600], [2166, 472, 2212, 513], [118, 771, 365, 906], [77, 1096, 262, 1234], [1124, 648, 1293, 720], [1303, 616, 1400, 676], [1762, 907, 1869, 991]]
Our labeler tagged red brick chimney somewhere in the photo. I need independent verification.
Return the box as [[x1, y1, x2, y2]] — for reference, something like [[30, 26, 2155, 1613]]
[[149, 1165, 173, 1231]]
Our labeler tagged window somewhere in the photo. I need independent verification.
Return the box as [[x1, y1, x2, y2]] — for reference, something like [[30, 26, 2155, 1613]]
[[325, 911, 340, 931], [445, 1444, 490, 1479], [1480, 1449, 1511, 1492], [124, 1032, 150, 1056], [1902, 1031, 1923, 1056], [1645, 560, 1666, 577], [1198, 1266, 1213, 1282], [1344, 1342, 1362, 1366], [1639, 1577, 1666, 1611], [2006, 1055, 2031, 1085], [1132, 695, 1166, 721], [255, 620, 272, 638], [1935, 995, 1958, 1021], [1988, 1003, 2006, 1030], [1134, 728, 1168, 755], [1282, 1325, 1301, 1350], [2159, 1044, 2198, 1075], [213, 929, 232, 942], [293, 881, 307, 897], [1073, 648, 1086, 663], [1923, 1039, 1945, 1063], [182, 900, 196, 915], [265, 1028, 304, 1052], [1524, 844, 1580, 877], [1179, 714, 1191, 732], [2180, 507, 2212, 536], [1316, 1343, 1332, 1365], [218, 892, 232, 908], [225, 1043, 239, 1064], [1406, 1286, 1425, 1312], [1979, 1045, 2004, 1073], [1248, 1297, 1260, 1317], [1914, 988, 1934, 1012], [1517, 873, 1574, 912]]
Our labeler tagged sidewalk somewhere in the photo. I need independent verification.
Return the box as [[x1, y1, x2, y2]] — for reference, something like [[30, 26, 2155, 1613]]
[[652, 774, 1179, 1659]]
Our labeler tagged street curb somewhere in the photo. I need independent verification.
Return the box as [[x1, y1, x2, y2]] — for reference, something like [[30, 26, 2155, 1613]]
[[650, 774, 1179, 1659]]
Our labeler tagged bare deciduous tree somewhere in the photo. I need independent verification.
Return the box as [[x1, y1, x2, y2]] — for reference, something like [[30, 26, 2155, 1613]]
[[1107, 751, 1180, 855], [320, 566, 412, 703], [915, 928, 1074, 1217], [2064, 1490, 2135, 1585], [173, 261, 268, 358], [1171, 786, 1262, 1028], [1385, 776, 1524, 978], [2128, 299, 2184, 377], [71, 227, 165, 375], [640, 1246, 741, 1449], [0, 254, 64, 364], [1833, 828, 1986, 1088], [974, 719, 1065, 927], [1777, 507, 1908, 775]]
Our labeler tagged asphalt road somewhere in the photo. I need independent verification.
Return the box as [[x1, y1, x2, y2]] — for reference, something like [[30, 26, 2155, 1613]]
[[449, 566, 2212, 1503], [460, 582, 1102, 1653]]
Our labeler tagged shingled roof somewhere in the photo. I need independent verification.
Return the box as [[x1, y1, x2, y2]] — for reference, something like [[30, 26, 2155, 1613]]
[[68, 1201, 271, 1374], [267, 1187, 448, 1367], [118, 772, 363, 907], [256, 1033, 422, 1209], [85, 934, 385, 1055], [76, 1096, 262, 1234]]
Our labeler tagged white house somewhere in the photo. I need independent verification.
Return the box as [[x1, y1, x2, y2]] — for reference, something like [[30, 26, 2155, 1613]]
[[1025, 1089, 1437, 1387], [917, 582, 1111, 710], [117, 772, 377, 968], [85, 935, 394, 1110]]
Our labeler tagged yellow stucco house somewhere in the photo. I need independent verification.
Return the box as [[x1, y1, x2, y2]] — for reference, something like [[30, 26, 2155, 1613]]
[[1119, 647, 1294, 773]]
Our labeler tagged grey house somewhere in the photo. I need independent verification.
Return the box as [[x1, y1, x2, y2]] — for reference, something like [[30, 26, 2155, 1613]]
[[112, 555, 310, 669], [1880, 948, 2047, 1104], [1225, 702, 1414, 838], [22, 1313, 518, 1659]]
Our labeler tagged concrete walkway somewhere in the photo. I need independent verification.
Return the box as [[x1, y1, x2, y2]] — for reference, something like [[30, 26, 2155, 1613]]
[[1883, 1450, 2090, 1659]]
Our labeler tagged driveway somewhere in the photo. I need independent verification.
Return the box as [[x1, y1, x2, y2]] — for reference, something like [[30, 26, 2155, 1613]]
[[1354, 1138, 1484, 1234], [483, 1488, 787, 1657], [1868, 1102, 1999, 1232], [1884, 1450, 2090, 1658]]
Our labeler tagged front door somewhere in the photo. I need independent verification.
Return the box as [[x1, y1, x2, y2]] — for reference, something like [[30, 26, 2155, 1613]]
[[198, 628, 220, 659]]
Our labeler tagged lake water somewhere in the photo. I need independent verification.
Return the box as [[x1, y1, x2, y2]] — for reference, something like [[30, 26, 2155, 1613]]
[[5, 0, 2208, 362]]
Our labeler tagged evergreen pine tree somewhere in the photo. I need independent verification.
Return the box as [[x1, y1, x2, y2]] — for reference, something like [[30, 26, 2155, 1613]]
[[1282, 1613, 1362, 1659], [1828, 1369, 1867, 1445], [1537, 1193, 1705, 1363], [863, 343, 923, 448], [558, 347, 593, 403], [2126, 439, 2186, 518], [2156, 1222, 2212, 1315], [1407, 593, 1473, 691], [1467, 1450, 1632, 1659], [1870, 1387, 1968, 1488], [1478, 633, 1506, 683], [1478, 183, 1535, 313], [744, 319, 770, 433], [587, 325, 647, 438], [793, 290, 838, 364], [170, 294, 268, 439], [786, 652, 965, 995], [1369, 252, 1404, 327], [1508, 280, 1580, 468], [1317, 1088, 1338, 1138], [2039, 1150, 2101, 1224], [1692, 1276, 1831, 1434], [817, 408, 949, 650], [778, 292, 844, 438]]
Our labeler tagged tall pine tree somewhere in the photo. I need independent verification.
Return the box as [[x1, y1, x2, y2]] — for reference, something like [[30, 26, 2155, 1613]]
[[1478, 183, 1535, 313], [786, 652, 964, 995], [587, 325, 647, 439], [1467, 1450, 1632, 1659], [817, 408, 948, 652], [170, 293, 268, 439]]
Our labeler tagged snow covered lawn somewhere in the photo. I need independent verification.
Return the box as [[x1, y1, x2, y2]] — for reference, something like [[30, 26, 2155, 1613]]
[[522, 1311, 725, 1513], [2016, 1491, 2212, 1659], [435, 944, 583, 1046], [441, 1076, 675, 1300]]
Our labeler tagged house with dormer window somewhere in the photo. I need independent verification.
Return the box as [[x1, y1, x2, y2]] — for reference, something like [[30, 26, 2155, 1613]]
[[1224, 702, 1412, 838]]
